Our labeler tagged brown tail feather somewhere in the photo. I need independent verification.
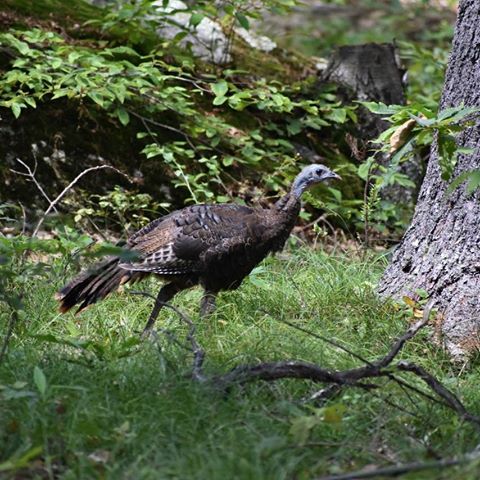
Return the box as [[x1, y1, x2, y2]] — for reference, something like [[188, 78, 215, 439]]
[[56, 258, 141, 314]]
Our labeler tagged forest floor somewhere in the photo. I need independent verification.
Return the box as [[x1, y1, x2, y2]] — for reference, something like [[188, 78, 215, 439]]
[[1, 248, 480, 479]]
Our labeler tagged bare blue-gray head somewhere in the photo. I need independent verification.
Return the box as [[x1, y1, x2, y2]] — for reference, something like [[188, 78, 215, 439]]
[[291, 163, 341, 198]]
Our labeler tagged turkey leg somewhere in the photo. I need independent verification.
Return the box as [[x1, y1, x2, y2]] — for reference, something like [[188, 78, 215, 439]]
[[200, 291, 217, 317], [142, 282, 183, 337]]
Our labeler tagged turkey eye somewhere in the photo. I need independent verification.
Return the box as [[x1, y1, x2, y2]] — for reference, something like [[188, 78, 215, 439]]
[[316, 169, 323, 176]]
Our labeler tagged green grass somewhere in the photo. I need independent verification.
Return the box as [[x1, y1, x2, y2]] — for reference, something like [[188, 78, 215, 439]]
[[1, 249, 480, 479]]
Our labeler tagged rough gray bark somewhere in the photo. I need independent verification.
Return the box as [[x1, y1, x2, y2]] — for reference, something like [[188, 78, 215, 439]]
[[379, 0, 480, 358]]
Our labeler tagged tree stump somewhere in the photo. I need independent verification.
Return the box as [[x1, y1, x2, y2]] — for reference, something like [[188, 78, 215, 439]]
[[322, 43, 422, 203]]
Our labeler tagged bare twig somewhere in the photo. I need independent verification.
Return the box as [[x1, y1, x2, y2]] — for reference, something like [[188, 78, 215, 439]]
[[166, 75, 211, 93], [274, 317, 375, 367], [363, 165, 371, 249], [298, 213, 328, 232], [19, 202, 27, 235], [127, 109, 198, 152], [130, 107, 230, 159], [160, 301, 206, 382], [396, 361, 480, 427], [11, 158, 58, 213], [367, 388, 424, 419], [32, 165, 132, 237], [374, 299, 435, 368]]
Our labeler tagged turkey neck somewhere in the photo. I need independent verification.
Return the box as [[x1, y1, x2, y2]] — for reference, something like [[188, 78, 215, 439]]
[[273, 190, 302, 225]]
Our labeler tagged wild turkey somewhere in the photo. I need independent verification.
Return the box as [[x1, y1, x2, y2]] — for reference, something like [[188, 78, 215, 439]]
[[56, 164, 340, 335]]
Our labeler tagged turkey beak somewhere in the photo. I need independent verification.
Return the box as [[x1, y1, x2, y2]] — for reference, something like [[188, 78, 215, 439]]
[[325, 171, 342, 181]]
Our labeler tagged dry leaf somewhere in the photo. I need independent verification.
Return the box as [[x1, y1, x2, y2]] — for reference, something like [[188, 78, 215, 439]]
[[402, 296, 416, 308], [389, 119, 416, 153], [413, 308, 424, 318]]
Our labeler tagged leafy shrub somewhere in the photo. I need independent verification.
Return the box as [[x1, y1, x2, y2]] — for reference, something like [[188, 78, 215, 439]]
[[73, 186, 166, 236], [0, 23, 356, 223]]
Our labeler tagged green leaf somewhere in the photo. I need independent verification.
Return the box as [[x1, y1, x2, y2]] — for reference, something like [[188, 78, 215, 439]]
[[213, 95, 228, 106], [87, 92, 104, 107], [324, 108, 347, 123], [171, 31, 188, 44], [211, 80, 228, 98], [437, 105, 479, 123], [358, 157, 376, 180], [286, 119, 302, 136], [105, 46, 140, 57], [358, 101, 399, 115], [51, 89, 69, 100], [190, 13, 204, 27], [235, 12, 250, 30], [3, 34, 31, 56], [328, 187, 342, 202], [448, 169, 480, 195], [24, 97, 36, 108], [323, 404, 346, 423], [446, 171, 468, 195], [228, 93, 251, 110], [466, 170, 480, 195], [67, 51, 81, 64], [437, 135, 457, 180], [11, 103, 21, 119], [33, 366, 47, 397], [224, 4, 235, 15], [407, 112, 435, 127], [116, 107, 130, 126], [289, 414, 321, 446]]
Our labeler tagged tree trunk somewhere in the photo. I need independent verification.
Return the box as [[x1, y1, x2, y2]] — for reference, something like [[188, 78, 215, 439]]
[[378, 0, 480, 359]]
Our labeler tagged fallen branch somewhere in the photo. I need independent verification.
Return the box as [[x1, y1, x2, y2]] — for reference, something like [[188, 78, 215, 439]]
[[128, 291, 480, 441], [213, 301, 480, 430], [316, 447, 480, 480]]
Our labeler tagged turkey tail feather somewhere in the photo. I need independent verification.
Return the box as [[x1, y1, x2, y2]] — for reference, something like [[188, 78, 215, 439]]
[[56, 258, 136, 314]]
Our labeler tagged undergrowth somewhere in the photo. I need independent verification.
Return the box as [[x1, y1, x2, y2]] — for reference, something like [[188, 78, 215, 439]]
[[1, 249, 479, 479]]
